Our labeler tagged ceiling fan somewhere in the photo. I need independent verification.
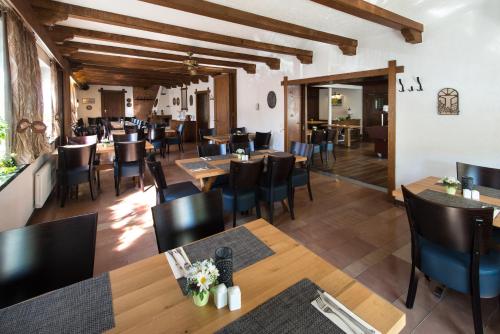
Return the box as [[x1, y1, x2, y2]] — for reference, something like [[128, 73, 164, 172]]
[[183, 52, 199, 76]]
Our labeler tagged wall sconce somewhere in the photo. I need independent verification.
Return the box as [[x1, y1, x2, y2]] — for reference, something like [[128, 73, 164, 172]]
[[382, 105, 389, 112]]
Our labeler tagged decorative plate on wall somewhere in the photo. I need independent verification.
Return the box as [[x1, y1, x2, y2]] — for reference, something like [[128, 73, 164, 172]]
[[154, 98, 159, 107], [126, 102, 132, 107], [189, 95, 193, 106], [126, 98, 131, 103], [86, 105, 92, 110], [267, 91, 277, 109], [176, 97, 180, 105], [172, 97, 176, 105], [437, 88, 459, 115]]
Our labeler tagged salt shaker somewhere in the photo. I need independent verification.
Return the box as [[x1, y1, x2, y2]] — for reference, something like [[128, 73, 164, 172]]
[[463, 189, 472, 199], [227, 286, 241, 311], [213, 283, 227, 309], [472, 190, 480, 201]]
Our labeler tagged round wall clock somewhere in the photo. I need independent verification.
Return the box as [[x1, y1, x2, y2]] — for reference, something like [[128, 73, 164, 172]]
[[267, 91, 277, 109], [189, 95, 193, 106]]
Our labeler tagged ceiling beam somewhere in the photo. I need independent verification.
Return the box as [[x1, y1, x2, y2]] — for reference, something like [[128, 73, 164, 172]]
[[61, 41, 257, 74], [31, 0, 314, 63], [140, 0, 357, 55], [75, 65, 207, 82], [310, 0, 423, 43], [46, 26, 280, 70]]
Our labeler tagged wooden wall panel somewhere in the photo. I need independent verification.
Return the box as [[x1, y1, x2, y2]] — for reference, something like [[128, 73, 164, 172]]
[[133, 86, 159, 120]]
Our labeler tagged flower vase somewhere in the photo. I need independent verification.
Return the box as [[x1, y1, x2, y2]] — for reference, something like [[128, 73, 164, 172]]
[[445, 186, 457, 195], [193, 293, 209, 307]]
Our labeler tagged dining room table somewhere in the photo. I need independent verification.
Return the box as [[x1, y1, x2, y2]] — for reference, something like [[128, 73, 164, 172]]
[[393, 176, 500, 228], [109, 121, 135, 130], [176, 149, 307, 191], [324, 124, 362, 147], [111, 128, 177, 137], [0, 219, 406, 334], [204, 133, 256, 145]]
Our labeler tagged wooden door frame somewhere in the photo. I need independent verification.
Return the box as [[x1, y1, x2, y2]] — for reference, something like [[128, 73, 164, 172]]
[[195, 90, 210, 142], [99, 88, 126, 118], [283, 60, 403, 195]]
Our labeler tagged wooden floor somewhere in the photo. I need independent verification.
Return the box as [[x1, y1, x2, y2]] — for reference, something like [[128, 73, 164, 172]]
[[312, 141, 388, 189], [30, 143, 499, 333]]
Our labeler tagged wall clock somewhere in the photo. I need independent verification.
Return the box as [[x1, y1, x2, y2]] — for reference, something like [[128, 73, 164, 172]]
[[437, 88, 459, 115], [267, 91, 277, 109]]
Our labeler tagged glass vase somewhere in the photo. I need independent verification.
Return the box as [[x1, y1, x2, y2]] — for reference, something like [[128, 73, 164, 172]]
[[193, 292, 209, 307]]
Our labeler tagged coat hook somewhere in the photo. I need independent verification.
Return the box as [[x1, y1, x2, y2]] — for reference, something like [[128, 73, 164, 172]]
[[408, 86, 414, 92], [416, 77, 423, 91], [398, 79, 405, 92]]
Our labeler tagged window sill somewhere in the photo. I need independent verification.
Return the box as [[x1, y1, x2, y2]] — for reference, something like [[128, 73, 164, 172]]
[[0, 164, 29, 192]]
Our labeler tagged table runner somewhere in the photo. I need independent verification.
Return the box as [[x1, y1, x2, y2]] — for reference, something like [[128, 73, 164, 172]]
[[418, 189, 500, 210], [474, 185, 500, 200], [0, 273, 115, 334], [177, 226, 274, 294], [215, 279, 345, 334], [182, 161, 217, 171]]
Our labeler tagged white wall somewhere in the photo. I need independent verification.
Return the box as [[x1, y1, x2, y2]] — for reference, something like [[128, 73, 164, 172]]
[[76, 85, 134, 121], [318, 88, 363, 123]]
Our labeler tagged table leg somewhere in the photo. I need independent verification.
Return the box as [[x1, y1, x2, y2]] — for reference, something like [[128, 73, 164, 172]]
[[346, 128, 351, 147], [200, 177, 216, 192], [334, 129, 340, 145]]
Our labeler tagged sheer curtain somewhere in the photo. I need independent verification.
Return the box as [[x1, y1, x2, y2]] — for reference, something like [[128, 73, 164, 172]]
[[50, 61, 60, 140]]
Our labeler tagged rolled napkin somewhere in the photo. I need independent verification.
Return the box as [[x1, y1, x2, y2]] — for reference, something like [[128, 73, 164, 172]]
[[165, 247, 191, 279]]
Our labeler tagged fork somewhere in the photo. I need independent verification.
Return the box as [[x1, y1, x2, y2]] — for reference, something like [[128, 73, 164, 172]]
[[315, 296, 358, 333]]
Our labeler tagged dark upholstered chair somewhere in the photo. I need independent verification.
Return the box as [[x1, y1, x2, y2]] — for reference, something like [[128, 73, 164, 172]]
[[402, 186, 500, 334], [148, 127, 166, 158], [254, 132, 272, 150], [229, 134, 251, 154], [66, 135, 97, 145], [457, 162, 500, 190], [231, 127, 247, 134], [309, 129, 326, 165], [166, 123, 185, 153], [259, 153, 296, 224], [230, 133, 249, 144], [146, 155, 200, 205], [57, 144, 97, 207], [290, 141, 314, 201], [151, 190, 225, 253], [323, 128, 336, 162], [198, 128, 215, 142], [0, 213, 98, 308], [222, 159, 264, 227], [114, 141, 146, 196], [114, 133, 138, 142], [197, 143, 226, 157]]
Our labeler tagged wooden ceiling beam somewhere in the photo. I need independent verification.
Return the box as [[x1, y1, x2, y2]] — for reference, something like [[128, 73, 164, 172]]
[[61, 41, 257, 74], [76, 65, 201, 80], [140, 0, 357, 55], [46, 26, 280, 69], [76, 67, 206, 82], [31, 0, 314, 62], [310, 0, 423, 44]]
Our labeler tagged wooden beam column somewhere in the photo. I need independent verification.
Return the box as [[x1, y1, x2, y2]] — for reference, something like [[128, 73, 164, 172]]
[[387, 60, 397, 196]]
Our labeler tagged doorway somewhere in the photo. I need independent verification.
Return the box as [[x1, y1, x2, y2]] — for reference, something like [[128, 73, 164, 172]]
[[283, 61, 403, 195], [196, 90, 210, 130], [101, 89, 125, 119], [214, 73, 237, 135]]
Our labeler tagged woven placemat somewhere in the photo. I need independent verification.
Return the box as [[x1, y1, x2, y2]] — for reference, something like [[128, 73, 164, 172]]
[[215, 279, 345, 334], [0, 273, 115, 334], [182, 161, 217, 171], [474, 185, 500, 200], [177, 226, 274, 294], [418, 189, 500, 210]]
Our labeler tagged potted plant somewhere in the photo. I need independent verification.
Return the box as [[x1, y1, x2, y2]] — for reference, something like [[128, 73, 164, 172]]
[[0, 154, 17, 176], [0, 119, 7, 144], [186, 259, 219, 307], [441, 176, 461, 195], [235, 148, 245, 160]]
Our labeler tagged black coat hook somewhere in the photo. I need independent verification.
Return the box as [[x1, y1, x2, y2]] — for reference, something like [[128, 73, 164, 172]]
[[416, 77, 423, 91], [408, 86, 414, 92], [398, 79, 405, 92]]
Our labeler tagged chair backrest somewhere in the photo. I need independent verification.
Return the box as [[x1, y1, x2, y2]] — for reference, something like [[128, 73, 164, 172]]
[[148, 127, 166, 141], [402, 186, 494, 255], [146, 158, 168, 202], [77, 118, 85, 127], [151, 190, 225, 253], [229, 159, 264, 190], [290, 141, 314, 166], [457, 162, 500, 189], [197, 143, 226, 157], [198, 128, 215, 142], [87, 117, 97, 126], [264, 153, 296, 186], [230, 133, 249, 144], [66, 135, 97, 145], [325, 128, 336, 142], [254, 132, 272, 149], [58, 144, 96, 171], [114, 141, 146, 163], [310, 129, 325, 145], [124, 126, 138, 134], [231, 127, 247, 134], [114, 133, 138, 142]]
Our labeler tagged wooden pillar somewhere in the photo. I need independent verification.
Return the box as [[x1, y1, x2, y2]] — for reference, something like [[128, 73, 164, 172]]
[[387, 60, 397, 196], [283, 76, 288, 151], [62, 72, 72, 140]]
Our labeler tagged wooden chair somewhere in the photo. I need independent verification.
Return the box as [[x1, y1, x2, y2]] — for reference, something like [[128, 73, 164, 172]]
[[66, 135, 97, 145], [323, 128, 337, 161], [151, 190, 225, 253], [402, 186, 500, 334], [254, 132, 272, 150], [114, 141, 146, 196], [290, 141, 314, 201], [166, 123, 185, 153], [57, 144, 97, 207], [198, 128, 215, 143], [0, 213, 98, 308], [229, 134, 251, 154], [148, 127, 166, 158], [197, 143, 226, 157], [231, 127, 247, 134], [309, 129, 326, 165], [457, 162, 500, 189], [114, 133, 138, 142]]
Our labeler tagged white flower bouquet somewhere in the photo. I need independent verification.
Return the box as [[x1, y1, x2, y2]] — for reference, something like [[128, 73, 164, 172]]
[[440, 176, 461, 195], [186, 259, 219, 306]]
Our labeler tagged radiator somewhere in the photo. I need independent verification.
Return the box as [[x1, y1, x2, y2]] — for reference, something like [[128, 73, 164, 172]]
[[35, 158, 56, 208]]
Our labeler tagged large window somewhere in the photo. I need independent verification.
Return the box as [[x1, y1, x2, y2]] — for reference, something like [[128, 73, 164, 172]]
[[0, 13, 9, 157], [39, 58, 53, 142]]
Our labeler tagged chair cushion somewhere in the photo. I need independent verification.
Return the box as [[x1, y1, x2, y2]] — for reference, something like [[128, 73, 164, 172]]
[[222, 186, 257, 212], [162, 182, 200, 203], [166, 137, 180, 145], [292, 168, 308, 187], [259, 183, 288, 202], [150, 140, 164, 149], [419, 236, 500, 297], [62, 166, 89, 185], [212, 175, 229, 188], [114, 161, 141, 178]]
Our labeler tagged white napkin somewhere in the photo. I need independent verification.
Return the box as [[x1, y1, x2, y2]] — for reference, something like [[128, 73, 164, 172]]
[[165, 247, 191, 279], [311, 292, 380, 334]]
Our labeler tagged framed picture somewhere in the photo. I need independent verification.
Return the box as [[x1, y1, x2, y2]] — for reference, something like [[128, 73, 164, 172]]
[[82, 98, 95, 104], [181, 87, 188, 111], [331, 96, 342, 106]]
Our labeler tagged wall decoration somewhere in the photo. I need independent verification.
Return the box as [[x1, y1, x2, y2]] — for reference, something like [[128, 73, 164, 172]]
[[437, 88, 459, 115], [189, 95, 193, 106], [267, 91, 277, 109], [126, 102, 132, 108], [176, 97, 180, 106], [181, 87, 188, 111], [82, 98, 95, 104], [86, 105, 92, 110], [153, 98, 159, 107], [331, 92, 343, 106], [126, 98, 131, 102], [172, 97, 176, 105]]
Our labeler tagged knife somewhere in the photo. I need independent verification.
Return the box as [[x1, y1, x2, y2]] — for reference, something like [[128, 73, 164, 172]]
[[171, 250, 188, 276]]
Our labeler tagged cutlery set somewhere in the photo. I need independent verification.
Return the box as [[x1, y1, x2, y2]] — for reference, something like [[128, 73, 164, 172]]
[[167, 248, 191, 278]]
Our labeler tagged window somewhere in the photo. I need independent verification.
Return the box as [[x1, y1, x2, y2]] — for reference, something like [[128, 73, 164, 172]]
[[39, 58, 53, 142], [0, 13, 9, 157]]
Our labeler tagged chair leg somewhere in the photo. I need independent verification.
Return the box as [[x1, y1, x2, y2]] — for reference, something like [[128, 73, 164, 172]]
[[114, 174, 120, 196], [268, 192, 274, 224], [405, 265, 419, 308], [288, 189, 295, 220], [332, 148, 336, 161], [471, 271, 484, 334], [97, 170, 101, 190], [307, 174, 313, 201], [60, 185, 67, 208], [89, 176, 96, 201], [140, 173, 145, 192], [232, 194, 238, 228], [319, 147, 324, 164], [167, 144, 170, 154]]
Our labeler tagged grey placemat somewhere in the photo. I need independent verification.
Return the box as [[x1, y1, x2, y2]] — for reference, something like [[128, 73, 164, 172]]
[[182, 161, 217, 170], [0, 273, 115, 334], [203, 155, 230, 161], [418, 189, 500, 209], [177, 226, 275, 294], [474, 185, 500, 200], [216, 279, 345, 334], [216, 163, 231, 172]]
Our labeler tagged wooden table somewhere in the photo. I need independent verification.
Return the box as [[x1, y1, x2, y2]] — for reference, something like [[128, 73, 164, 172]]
[[393, 176, 500, 228], [176, 150, 307, 191], [307, 120, 328, 126], [111, 129, 177, 137], [110, 121, 135, 130], [107, 219, 405, 333], [53, 142, 154, 155], [204, 133, 255, 145], [325, 124, 361, 147]]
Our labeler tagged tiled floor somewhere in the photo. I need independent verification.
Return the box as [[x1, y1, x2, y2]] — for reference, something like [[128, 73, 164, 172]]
[[30, 143, 499, 333]]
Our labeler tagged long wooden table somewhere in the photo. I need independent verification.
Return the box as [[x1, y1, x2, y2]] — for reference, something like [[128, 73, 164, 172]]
[[204, 133, 255, 144], [107, 219, 405, 333], [393, 176, 500, 228], [324, 124, 361, 147], [52, 142, 154, 155], [111, 129, 177, 137], [176, 149, 307, 191]]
